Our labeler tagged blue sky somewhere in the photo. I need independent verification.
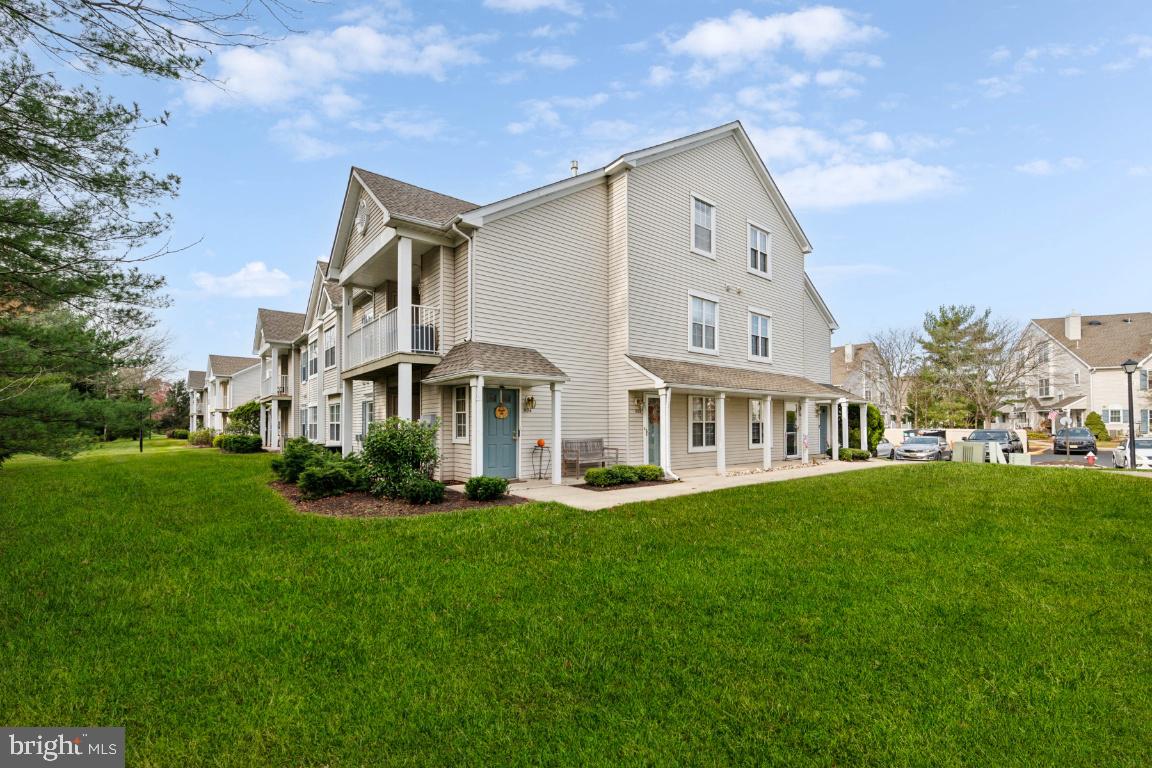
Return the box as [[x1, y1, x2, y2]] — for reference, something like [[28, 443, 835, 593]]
[[88, 0, 1152, 372]]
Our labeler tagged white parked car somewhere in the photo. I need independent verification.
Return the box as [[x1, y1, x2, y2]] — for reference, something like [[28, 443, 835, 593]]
[[1112, 437, 1152, 469]]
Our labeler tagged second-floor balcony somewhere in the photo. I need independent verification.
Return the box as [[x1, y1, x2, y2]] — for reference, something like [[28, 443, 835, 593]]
[[261, 374, 290, 398], [346, 304, 440, 370]]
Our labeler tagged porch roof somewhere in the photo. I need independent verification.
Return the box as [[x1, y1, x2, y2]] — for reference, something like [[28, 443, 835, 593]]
[[626, 354, 863, 402], [1026, 394, 1086, 411], [423, 341, 568, 385]]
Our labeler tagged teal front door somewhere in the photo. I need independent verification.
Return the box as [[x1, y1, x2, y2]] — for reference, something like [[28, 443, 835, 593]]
[[818, 405, 829, 453], [483, 387, 519, 478], [646, 396, 661, 465]]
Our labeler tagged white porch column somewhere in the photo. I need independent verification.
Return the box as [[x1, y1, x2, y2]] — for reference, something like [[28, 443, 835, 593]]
[[341, 378, 354, 456], [841, 400, 850, 452], [259, 405, 268, 448], [715, 392, 726, 476], [271, 403, 281, 449], [471, 375, 485, 477], [397, 362, 413, 420], [659, 386, 675, 479], [397, 236, 413, 354], [551, 383, 563, 485], [830, 399, 841, 460], [801, 398, 813, 463], [859, 403, 868, 451], [762, 396, 772, 470]]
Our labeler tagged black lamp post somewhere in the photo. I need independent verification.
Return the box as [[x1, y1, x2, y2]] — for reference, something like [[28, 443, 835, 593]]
[[1122, 359, 1139, 467], [136, 387, 146, 453]]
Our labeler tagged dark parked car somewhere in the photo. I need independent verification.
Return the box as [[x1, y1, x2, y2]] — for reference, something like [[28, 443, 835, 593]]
[[894, 436, 952, 462], [1053, 427, 1097, 455], [963, 429, 1024, 455]]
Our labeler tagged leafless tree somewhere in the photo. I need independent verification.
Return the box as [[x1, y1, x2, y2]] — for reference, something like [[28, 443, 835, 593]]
[[959, 318, 1067, 429], [868, 327, 921, 427]]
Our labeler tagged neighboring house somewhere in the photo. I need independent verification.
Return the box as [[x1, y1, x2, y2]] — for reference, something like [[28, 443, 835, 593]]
[[252, 307, 306, 449], [831, 342, 904, 426], [187, 370, 207, 431], [1012, 311, 1152, 435], [204, 354, 260, 432], [323, 121, 866, 483]]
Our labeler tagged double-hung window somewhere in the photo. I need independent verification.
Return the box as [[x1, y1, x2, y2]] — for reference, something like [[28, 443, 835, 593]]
[[691, 196, 715, 257], [749, 310, 772, 360], [453, 386, 469, 443], [748, 224, 771, 277], [1141, 369, 1149, 391], [308, 340, 318, 377], [690, 294, 718, 353], [1039, 378, 1051, 397], [360, 401, 374, 441], [689, 395, 716, 451], [299, 408, 308, 437], [749, 400, 764, 448], [328, 403, 340, 442], [300, 347, 309, 382], [323, 326, 336, 368], [308, 406, 318, 439]]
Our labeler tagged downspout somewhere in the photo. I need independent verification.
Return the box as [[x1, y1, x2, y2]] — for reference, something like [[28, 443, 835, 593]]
[[449, 220, 474, 341]]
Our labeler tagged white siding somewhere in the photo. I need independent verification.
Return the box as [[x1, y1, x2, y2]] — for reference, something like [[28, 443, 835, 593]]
[[802, 289, 832, 384]]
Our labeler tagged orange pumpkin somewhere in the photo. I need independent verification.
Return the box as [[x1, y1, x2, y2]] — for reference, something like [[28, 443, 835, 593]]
[[536, 438, 546, 448]]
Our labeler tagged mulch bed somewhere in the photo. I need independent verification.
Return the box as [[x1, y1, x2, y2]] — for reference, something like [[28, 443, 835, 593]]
[[575, 479, 677, 492], [271, 481, 529, 518]]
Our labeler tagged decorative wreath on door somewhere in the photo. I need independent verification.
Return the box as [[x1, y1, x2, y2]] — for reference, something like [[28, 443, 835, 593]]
[[494, 388, 509, 420]]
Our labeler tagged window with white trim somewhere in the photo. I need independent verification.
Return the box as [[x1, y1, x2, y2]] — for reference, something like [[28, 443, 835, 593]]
[[1038, 341, 1050, 365], [692, 197, 714, 256], [748, 224, 771, 276], [1107, 409, 1127, 424], [308, 340, 318, 376], [749, 399, 764, 448], [1039, 378, 1051, 397], [453, 386, 469, 443], [308, 406, 318, 440], [300, 346, 309, 382], [360, 400, 374, 441], [329, 402, 341, 442], [323, 326, 336, 368], [689, 395, 716, 451], [1073, 371, 1080, 385], [690, 295, 718, 353], [299, 407, 308, 437], [749, 311, 772, 360]]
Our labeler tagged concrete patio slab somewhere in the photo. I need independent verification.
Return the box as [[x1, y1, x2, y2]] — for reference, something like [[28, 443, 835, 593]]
[[511, 459, 909, 511]]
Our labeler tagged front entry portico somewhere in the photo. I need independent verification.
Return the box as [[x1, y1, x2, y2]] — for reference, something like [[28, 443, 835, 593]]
[[483, 387, 519, 479]]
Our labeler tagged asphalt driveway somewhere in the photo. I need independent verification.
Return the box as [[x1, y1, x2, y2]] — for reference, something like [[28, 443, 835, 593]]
[[1032, 448, 1115, 468]]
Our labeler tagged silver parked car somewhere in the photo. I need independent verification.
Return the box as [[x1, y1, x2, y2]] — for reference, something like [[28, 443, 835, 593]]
[[894, 435, 952, 462], [874, 437, 895, 459], [1113, 437, 1152, 469], [963, 429, 1023, 455]]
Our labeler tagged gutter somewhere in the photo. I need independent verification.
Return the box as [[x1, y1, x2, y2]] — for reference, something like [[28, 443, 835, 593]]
[[449, 220, 474, 341]]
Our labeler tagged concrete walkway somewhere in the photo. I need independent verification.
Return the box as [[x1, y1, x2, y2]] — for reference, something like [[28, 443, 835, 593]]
[[513, 459, 907, 511]]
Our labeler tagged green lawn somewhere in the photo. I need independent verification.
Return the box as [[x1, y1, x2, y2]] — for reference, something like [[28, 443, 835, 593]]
[[1, 443, 1150, 766]]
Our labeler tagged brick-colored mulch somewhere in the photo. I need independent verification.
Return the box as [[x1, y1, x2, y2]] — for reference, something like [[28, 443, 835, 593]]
[[271, 481, 529, 518]]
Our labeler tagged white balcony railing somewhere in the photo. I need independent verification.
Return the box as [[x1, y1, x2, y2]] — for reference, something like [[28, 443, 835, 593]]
[[262, 374, 290, 397], [346, 305, 440, 369]]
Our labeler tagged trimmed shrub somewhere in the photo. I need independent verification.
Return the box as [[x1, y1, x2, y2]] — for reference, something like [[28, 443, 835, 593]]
[[225, 400, 260, 435], [636, 464, 663, 481], [608, 464, 639, 484], [212, 434, 225, 448], [272, 437, 329, 483], [1085, 411, 1109, 442], [167, 429, 189, 440], [340, 451, 375, 493], [218, 434, 262, 453], [585, 467, 616, 486], [298, 462, 353, 500], [839, 448, 870, 461], [403, 477, 446, 505], [188, 428, 214, 447], [464, 475, 510, 501], [362, 417, 440, 500]]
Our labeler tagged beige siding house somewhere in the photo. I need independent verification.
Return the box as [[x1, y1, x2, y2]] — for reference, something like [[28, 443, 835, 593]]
[[324, 122, 867, 482], [252, 308, 305, 449], [1016, 312, 1152, 435], [187, 370, 207, 431], [831, 342, 906, 427], [203, 354, 260, 432]]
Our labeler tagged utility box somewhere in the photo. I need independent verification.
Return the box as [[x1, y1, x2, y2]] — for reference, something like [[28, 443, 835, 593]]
[[1008, 453, 1032, 466]]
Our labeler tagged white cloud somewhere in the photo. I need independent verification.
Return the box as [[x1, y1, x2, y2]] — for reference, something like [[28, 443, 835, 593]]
[[668, 7, 881, 66], [516, 48, 578, 69], [814, 68, 864, 97], [504, 92, 608, 134], [1013, 157, 1084, 175], [349, 109, 446, 139], [583, 119, 639, 141], [988, 46, 1012, 63], [977, 42, 1101, 98], [647, 65, 674, 86], [749, 125, 847, 165], [528, 22, 580, 37], [1129, 165, 1152, 177], [192, 261, 297, 297], [484, 0, 581, 15], [808, 263, 900, 281], [840, 51, 883, 68], [269, 114, 343, 160], [776, 159, 954, 209], [319, 87, 362, 119]]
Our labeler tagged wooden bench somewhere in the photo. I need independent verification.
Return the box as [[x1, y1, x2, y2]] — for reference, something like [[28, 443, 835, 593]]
[[561, 438, 620, 476]]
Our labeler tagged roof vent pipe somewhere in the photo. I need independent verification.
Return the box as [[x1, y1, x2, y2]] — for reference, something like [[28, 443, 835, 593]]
[[570, 160, 579, 177]]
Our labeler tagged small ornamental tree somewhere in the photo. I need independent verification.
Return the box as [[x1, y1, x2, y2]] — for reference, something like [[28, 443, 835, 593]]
[[847, 404, 885, 453], [225, 400, 260, 435], [361, 417, 440, 500], [1085, 411, 1109, 442]]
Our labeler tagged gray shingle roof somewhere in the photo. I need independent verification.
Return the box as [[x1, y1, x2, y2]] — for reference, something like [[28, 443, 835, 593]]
[[424, 341, 567, 383], [257, 308, 305, 343], [1034, 313, 1152, 367], [627, 355, 861, 400], [208, 355, 259, 377], [354, 167, 478, 226], [186, 370, 205, 390]]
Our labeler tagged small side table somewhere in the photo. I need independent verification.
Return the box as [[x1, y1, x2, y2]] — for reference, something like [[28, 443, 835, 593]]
[[530, 445, 552, 480]]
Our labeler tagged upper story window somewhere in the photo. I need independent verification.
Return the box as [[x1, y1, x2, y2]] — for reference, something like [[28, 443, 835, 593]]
[[749, 310, 772, 361], [1073, 371, 1080, 385], [748, 223, 771, 277], [1141, 369, 1149, 391], [308, 340, 318, 376], [1038, 341, 1050, 365], [323, 326, 336, 368], [453, 386, 469, 444], [691, 196, 715, 257], [690, 294, 718, 354], [1039, 378, 1051, 397], [300, 346, 309, 382]]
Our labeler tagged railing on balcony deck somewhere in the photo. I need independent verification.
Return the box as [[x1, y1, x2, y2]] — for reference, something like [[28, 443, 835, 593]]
[[346, 305, 440, 369], [260, 373, 291, 397]]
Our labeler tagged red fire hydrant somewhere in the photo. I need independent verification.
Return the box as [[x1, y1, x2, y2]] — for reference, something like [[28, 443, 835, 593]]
[[1086, 451, 1097, 467]]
